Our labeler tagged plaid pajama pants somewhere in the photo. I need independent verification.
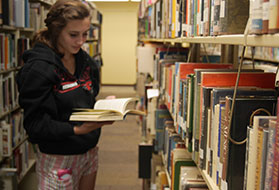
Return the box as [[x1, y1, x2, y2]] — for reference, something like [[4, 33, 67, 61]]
[[36, 146, 98, 190]]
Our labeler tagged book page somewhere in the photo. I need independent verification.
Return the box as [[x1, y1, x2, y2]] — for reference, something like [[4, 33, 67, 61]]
[[94, 98, 136, 114]]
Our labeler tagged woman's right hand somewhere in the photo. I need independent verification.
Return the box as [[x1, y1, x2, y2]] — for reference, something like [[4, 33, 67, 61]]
[[73, 121, 114, 135]]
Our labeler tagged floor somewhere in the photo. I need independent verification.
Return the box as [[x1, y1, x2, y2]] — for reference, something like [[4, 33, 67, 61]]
[[19, 85, 143, 190], [95, 85, 143, 190]]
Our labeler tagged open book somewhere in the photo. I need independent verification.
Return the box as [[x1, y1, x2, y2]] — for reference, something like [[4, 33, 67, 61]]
[[69, 97, 146, 121]]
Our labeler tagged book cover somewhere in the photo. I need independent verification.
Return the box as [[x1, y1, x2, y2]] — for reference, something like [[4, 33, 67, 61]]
[[69, 97, 145, 121], [198, 72, 273, 172], [245, 116, 276, 190], [186, 74, 195, 153], [268, 0, 279, 34], [262, 0, 269, 34], [218, 0, 249, 35], [155, 109, 172, 152], [203, 0, 211, 36], [14, 0, 24, 27], [2, 0, 9, 25], [201, 72, 276, 89], [212, 0, 220, 35], [166, 132, 182, 174], [271, 97, 279, 190], [1, 120, 12, 157], [222, 96, 277, 190], [170, 148, 195, 190], [264, 119, 277, 190], [180, 166, 206, 190], [250, 0, 263, 34]]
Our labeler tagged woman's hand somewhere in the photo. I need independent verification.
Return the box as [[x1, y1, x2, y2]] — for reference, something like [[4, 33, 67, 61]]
[[73, 121, 114, 135]]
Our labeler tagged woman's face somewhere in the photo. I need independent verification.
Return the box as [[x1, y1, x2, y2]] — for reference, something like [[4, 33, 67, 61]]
[[57, 17, 91, 55]]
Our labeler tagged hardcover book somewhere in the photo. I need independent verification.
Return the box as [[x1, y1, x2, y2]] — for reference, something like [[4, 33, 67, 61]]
[[264, 119, 277, 190], [222, 96, 277, 190], [154, 109, 172, 152], [69, 98, 145, 122], [218, 0, 249, 35], [170, 148, 195, 190]]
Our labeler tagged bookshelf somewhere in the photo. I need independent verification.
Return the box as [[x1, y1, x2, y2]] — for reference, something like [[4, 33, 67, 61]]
[[0, 0, 52, 188], [0, 0, 103, 189], [137, 0, 279, 190], [82, 1, 103, 60], [142, 34, 279, 48]]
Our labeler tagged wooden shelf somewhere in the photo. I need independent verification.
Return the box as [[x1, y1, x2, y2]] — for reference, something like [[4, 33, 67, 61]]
[[87, 38, 99, 42], [92, 20, 101, 26], [181, 34, 245, 45], [0, 25, 17, 31], [246, 33, 279, 47], [0, 105, 21, 119], [19, 27, 35, 32], [142, 34, 279, 48]]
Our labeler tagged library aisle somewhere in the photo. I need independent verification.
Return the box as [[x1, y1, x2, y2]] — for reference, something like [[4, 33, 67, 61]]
[[95, 85, 142, 190]]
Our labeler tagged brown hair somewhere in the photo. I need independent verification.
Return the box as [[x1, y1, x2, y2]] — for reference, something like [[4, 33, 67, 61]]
[[33, 0, 91, 53]]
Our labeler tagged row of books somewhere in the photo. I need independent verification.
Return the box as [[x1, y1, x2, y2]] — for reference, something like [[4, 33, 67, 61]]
[[139, 0, 250, 39], [85, 1, 103, 25], [82, 41, 100, 58], [0, 33, 16, 71], [164, 65, 277, 190], [139, 0, 279, 39], [1, 138, 35, 186], [244, 116, 279, 190], [1, 0, 30, 28], [0, 110, 25, 159], [244, 46, 279, 62], [146, 46, 279, 189], [150, 107, 209, 189], [249, 0, 279, 35], [0, 34, 31, 72], [29, 2, 49, 32], [0, 0, 102, 32], [0, 71, 18, 116]]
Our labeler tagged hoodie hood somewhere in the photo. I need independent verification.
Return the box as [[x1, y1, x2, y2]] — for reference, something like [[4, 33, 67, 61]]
[[23, 42, 63, 68]]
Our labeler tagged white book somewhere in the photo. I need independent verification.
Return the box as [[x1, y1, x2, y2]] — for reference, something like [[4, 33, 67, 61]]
[[69, 97, 145, 122]]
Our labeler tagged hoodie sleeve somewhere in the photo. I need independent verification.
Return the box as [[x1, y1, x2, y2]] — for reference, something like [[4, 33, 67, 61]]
[[16, 61, 75, 143]]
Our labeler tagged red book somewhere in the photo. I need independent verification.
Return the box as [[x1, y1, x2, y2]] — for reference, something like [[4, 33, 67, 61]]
[[177, 63, 233, 80], [201, 72, 276, 89]]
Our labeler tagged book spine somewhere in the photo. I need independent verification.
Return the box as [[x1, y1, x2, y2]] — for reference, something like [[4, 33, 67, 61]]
[[264, 120, 276, 190], [213, 0, 220, 36], [268, 0, 279, 34], [262, 0, 269, 34], [250, 0, 263, 34], [255, 128, 264, 190], [243, 126, 252, 190], [221, 97, 230, 183], [260, 129, 269, 190], [271, 97, 279, 190]]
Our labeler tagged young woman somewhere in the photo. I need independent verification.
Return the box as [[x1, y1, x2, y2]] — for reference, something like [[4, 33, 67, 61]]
[[16, 0, 112, 189]]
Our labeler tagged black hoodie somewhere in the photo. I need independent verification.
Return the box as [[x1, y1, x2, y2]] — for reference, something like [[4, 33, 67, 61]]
[[16, 42, 101, 155]]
